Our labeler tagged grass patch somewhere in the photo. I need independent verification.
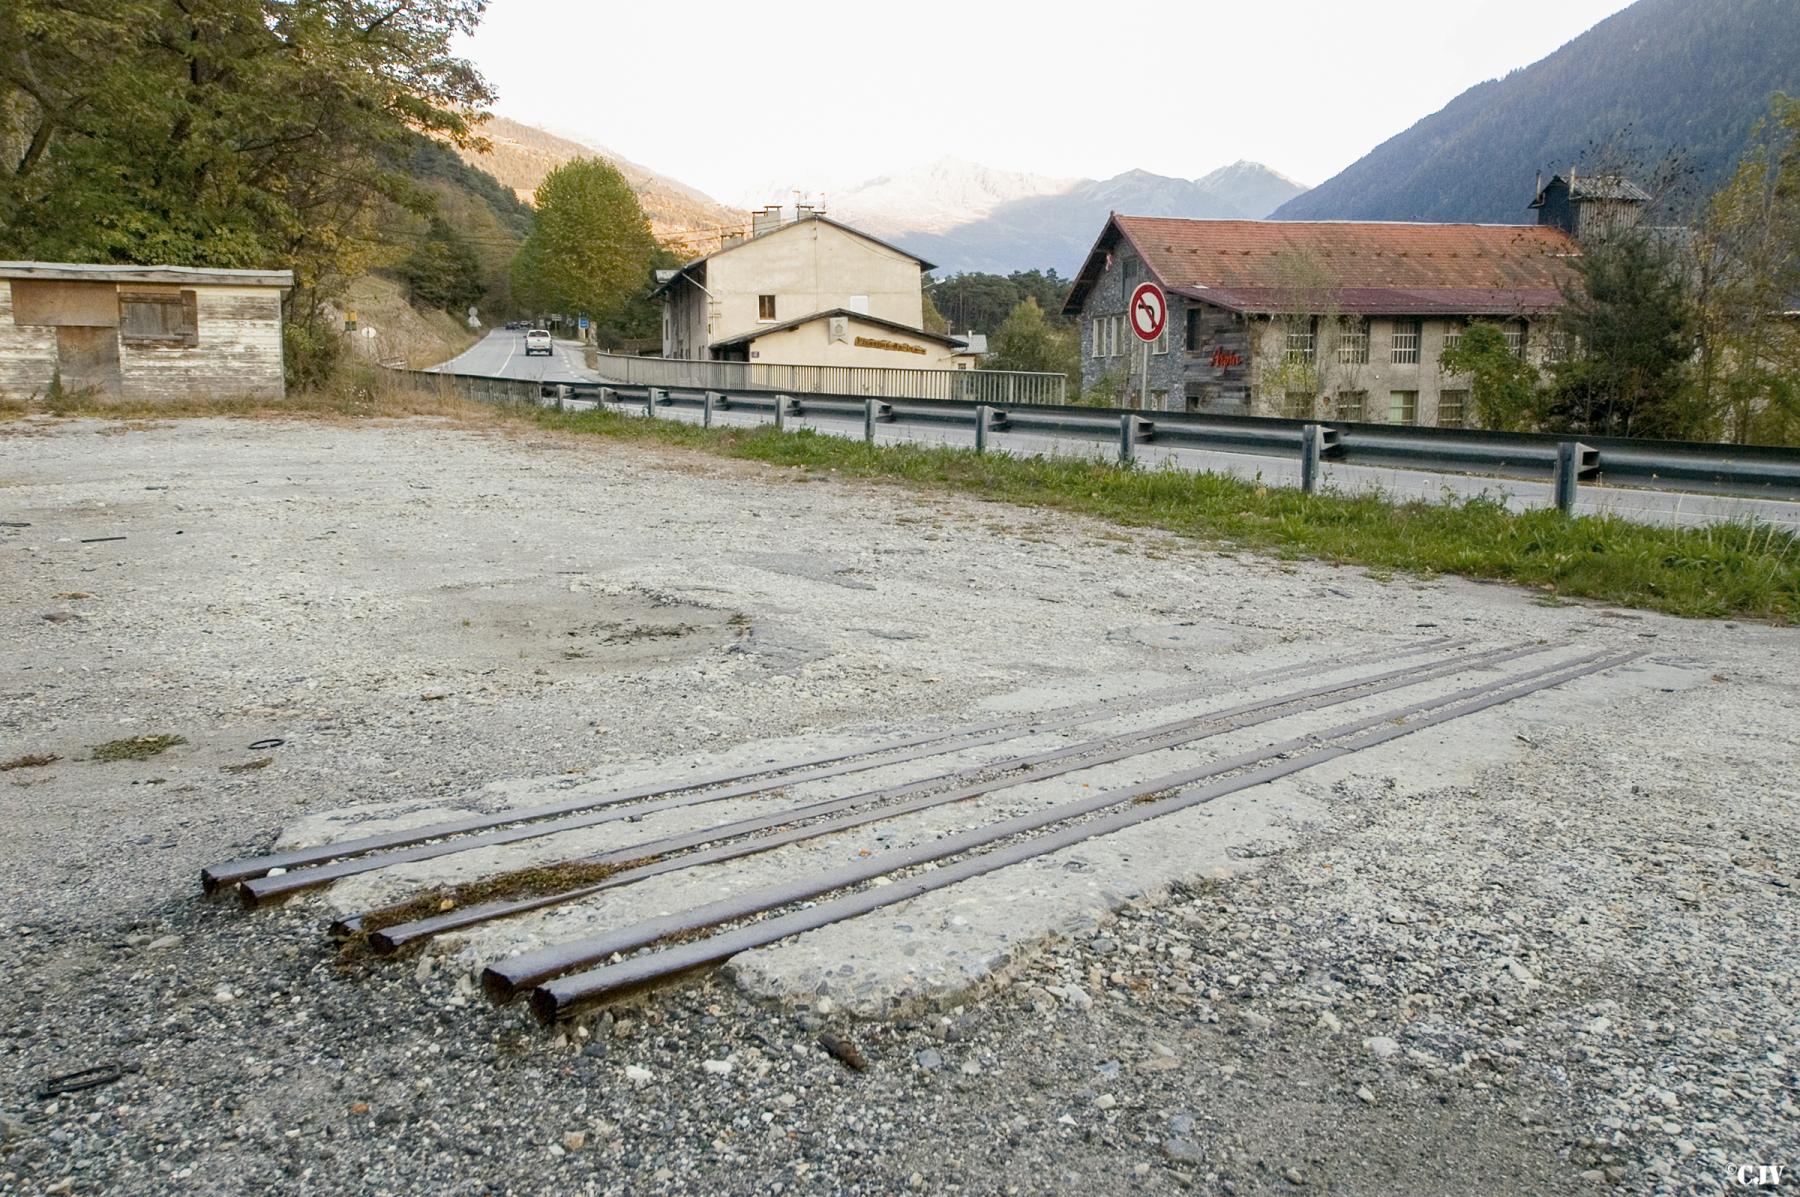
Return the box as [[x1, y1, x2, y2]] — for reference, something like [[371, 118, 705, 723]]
[[1, 753, 60, 771], [528, 407, 1799, 623], [91, 733, 187, 762]]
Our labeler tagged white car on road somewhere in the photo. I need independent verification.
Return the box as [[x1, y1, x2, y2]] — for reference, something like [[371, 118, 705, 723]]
[[524, 329, 552, 357]]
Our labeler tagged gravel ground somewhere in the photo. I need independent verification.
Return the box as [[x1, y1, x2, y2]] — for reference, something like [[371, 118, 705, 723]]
[[1, 415, 1795, 1196]]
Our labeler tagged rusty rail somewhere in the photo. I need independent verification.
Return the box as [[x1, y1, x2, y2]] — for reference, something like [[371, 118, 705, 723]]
[[522, 649, 1637, 1021]]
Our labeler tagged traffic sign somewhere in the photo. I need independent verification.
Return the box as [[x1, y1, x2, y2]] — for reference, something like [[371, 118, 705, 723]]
[[1129, 282, 1166, 342], [578, 315, 589, 330]]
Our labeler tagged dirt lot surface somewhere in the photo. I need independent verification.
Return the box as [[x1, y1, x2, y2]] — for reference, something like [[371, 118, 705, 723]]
[[1, 415, 1795, 1196]]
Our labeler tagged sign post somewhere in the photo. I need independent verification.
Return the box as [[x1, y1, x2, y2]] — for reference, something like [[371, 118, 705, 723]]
[[1127, 281, 1166, 412]]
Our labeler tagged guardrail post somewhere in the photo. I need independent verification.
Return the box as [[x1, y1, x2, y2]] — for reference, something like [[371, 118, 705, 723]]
[[974, 405, 992, 454], [646, 387, 662, 419], [1300, 423, 1323, 494], [774, 394, 793, 432], [864, 398, 878, 445], [1553, 440, 1597, 514], [1120, 414, 1152, 464], [599, 386, 615, 406], [703, 390, 717, 428]]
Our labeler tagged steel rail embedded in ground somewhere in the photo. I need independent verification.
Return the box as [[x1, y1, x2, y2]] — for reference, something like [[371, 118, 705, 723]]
[[523, 649, 1638, 1021]]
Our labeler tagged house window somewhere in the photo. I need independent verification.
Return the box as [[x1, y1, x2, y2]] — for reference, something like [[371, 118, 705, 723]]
[[1336, 390, 1368, 421], [1337, 319, 1369, 364], [1438, 389, 1469, 429], [1281, 391, 1315, 419], [1387, 390, 1418, 425], [1284, 319, 1316, 364], [1442, 324, 1464, 354], [758, 294, 777, 321], [1544, 329, 1570, 364], [1504, 320, 1527, 358], [1390, 320, 1421, 364], [1152, 324, 1169, 355], [1185, 307, 1203, 351], [119, 290, 199, 347]]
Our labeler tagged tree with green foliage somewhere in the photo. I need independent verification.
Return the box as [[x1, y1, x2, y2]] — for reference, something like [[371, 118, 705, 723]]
[[1547, 232, 1704, 439], [930, 270, 1073, 336], [400, 217, 484, 315], [1440, 322, 1545, 432], [989, 298, 1080, 389], [0, 0, 494, 387], [1693, 93, 1800, 445], [509, 158, 657, 326]]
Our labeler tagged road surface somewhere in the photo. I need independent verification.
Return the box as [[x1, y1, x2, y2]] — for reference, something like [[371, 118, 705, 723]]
[[431, 330, 1800, 532]]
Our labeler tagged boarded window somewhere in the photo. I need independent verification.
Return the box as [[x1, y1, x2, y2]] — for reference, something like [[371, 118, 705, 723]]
[[1336, 390, 1368, 421], [757, 294, 776, 321], [1281, 391, 1316, 419], [1438, 390, 1469, 429], [120, 290, 198, 347]]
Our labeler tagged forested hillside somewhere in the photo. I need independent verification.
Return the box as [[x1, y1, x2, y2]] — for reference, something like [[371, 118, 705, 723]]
[[1275, 0, 1800, 223]]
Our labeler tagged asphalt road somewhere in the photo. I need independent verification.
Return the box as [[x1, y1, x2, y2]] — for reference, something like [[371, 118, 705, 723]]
[[432, 330, 1800, 531], [431, 327, 598, 385]]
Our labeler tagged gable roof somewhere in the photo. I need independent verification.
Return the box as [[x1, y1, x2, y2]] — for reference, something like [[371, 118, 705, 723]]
[[649, 214, 934, 301], [710, 308, 970, 352], [1063, 216, 1582, 318]]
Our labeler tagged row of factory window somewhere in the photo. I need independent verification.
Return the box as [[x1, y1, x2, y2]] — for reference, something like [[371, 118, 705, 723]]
[[1093, 311, 1568, 369], [1091, 313, 1169, 357], [1277, 389, 1468, 428], [1279, 317, 1563, 366]]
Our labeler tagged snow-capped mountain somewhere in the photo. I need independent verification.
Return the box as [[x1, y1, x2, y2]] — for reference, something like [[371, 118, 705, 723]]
[[741, 157, 1308, 275]]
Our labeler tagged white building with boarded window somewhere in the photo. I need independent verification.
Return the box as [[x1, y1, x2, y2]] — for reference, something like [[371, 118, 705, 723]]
[[0, 262, 292, 401], [649, 209, 979, 371]]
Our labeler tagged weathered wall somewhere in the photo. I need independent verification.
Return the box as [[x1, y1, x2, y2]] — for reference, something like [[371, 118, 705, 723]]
[[694, 219, 926, 352], [0, 281, 285, 401], [117, 288, 285, 401], [0, 281, 61, 397], [745, 315, 967, 370]]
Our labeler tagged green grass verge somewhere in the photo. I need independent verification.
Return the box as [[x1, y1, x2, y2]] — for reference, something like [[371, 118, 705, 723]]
[[533, 406, 1798, 623]]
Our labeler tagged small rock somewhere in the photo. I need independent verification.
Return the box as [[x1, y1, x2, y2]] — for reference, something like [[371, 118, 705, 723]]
[[624, 1064, 652, 1085], [1364, 1036, 1401, 1059], [915, 1048, 943, 1071], [562, 1131, 586, 1151], [1284, 1166, 1306, 1185], [1095, 1093, 1116, 1110], [1317, 1011, 1343, 1034], [1356, 1086, 1376, 1105], [1242, 1011, 1273, 1032], [146, 934, 182, 950], [701, 1059, 732, 1076], [1163, 1138, 1203, 1165]]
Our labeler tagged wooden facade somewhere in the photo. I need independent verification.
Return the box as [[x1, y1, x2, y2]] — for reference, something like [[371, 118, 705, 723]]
[[0, 262, 293, 402]]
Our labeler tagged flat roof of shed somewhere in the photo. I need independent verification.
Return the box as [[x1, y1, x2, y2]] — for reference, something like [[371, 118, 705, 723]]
[[0, 261, 294, 289]]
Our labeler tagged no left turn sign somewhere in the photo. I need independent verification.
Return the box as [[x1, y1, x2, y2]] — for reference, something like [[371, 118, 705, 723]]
[[1129, 281, 1166, 342]]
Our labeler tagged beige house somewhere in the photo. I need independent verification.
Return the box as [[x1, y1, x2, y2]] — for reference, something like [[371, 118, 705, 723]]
[[651, 211, 977, 370], [0, 261, 292, 401]]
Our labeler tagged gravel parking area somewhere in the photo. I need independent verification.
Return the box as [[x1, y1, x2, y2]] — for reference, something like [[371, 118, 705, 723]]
[[1, 415, 1794, 1196]]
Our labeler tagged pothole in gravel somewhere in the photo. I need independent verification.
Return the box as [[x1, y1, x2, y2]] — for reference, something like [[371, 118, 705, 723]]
[[397, 580, 743, 677]]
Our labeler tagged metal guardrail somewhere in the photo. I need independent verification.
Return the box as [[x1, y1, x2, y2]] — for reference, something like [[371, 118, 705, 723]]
[[411, 369, 1800, 510], [588, 349, 1067, 406]]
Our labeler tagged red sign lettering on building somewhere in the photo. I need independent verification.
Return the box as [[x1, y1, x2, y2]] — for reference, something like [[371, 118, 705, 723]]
[[1209, 346, 1243, 369]]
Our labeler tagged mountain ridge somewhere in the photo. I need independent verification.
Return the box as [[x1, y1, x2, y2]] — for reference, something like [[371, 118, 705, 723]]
[[1273, 0, 1800, 223]]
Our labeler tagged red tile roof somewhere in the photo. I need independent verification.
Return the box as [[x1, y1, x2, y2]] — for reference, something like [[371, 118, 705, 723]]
[[1065, 216, 1582, 317]]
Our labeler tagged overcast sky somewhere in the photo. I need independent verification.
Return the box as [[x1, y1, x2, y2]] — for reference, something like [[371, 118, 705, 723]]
[[456, 0, 1637, 201]]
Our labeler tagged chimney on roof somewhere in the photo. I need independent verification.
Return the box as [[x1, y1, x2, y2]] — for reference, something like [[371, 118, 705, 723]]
[[751, 205, 783, 237]]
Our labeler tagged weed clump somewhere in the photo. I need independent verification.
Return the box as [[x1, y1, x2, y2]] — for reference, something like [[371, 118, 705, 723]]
[[91, 734, 187, 762]]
